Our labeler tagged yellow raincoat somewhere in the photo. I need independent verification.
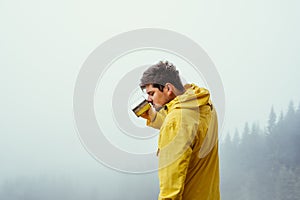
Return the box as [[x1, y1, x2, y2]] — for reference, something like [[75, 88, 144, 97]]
[[148, 84, 220, 200]]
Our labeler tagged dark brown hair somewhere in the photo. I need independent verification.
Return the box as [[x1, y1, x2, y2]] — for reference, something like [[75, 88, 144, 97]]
[[140, 61, 184, 92]]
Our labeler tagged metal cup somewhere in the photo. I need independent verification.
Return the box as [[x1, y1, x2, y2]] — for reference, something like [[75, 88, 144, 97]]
[[132, 98, 151, 117]]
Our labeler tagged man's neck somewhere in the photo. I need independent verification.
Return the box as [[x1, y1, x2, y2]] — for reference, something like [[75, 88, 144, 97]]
[[173, 88, 186, 97]]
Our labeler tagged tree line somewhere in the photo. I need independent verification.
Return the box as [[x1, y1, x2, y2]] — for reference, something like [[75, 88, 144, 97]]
[[220, 101, 300, 200]]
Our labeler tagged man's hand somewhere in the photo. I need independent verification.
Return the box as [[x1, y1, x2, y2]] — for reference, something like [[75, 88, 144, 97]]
[[140, 106, 157, 122]]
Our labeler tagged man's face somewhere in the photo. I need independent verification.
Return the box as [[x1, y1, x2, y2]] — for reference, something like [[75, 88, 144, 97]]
[[145, 84, 171, 111]]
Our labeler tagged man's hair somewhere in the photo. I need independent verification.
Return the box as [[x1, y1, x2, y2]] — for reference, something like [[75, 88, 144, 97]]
[[140, 61, 185, 92]]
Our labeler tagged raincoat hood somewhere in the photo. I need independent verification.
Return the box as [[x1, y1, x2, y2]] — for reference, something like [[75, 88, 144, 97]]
[[164, 83, 211, 112]]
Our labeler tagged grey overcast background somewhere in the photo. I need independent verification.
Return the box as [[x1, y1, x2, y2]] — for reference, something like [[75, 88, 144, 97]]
[[1, 0, 300, 199]]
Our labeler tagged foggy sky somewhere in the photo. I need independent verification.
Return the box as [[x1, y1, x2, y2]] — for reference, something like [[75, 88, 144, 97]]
[[1, 0, 300, 199]]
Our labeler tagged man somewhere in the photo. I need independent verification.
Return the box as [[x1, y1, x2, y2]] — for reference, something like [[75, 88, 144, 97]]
[[139, 61, 220, 200]]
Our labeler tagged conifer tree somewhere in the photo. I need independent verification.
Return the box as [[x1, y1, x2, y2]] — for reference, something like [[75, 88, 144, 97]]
[[267, 106, 276, 134]]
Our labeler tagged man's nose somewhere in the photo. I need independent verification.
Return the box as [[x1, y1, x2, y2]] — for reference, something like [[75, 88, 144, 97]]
[[147, 96, 152, 103]]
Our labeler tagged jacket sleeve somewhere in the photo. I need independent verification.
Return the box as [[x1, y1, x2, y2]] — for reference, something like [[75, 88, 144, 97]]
[[146, 109, 167, 130], [157, 117, 197, 200]]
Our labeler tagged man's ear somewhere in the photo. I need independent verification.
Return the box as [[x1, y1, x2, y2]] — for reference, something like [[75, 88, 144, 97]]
[[165, 83, 174, 95], [165, 83, 171, 91]]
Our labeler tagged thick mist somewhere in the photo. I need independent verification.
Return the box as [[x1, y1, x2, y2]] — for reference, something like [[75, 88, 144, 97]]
[[1, 0, 300, 199]]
